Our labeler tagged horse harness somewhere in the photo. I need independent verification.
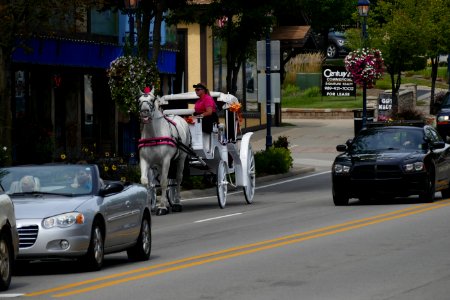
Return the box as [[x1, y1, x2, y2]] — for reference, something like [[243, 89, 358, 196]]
[[138, 97, 195, 157]]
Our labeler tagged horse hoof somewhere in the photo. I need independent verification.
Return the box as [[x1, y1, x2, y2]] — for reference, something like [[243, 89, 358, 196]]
[[156, 208, 169, 216], [172, 204, 183, 212]]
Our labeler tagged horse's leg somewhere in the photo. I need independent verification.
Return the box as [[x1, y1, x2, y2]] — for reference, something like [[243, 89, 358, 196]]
[[171, 155, 186, 213], [155, 157, 171, 216], [139, 156, 149, 185]]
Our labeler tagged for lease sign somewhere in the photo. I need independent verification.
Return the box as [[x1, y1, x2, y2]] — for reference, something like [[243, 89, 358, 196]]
[[321, 66, 356, 97]]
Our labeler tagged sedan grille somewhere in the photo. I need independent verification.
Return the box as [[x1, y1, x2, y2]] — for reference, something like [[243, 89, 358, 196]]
[[352, 164, 402, 180], [18, 225, 39, 248]]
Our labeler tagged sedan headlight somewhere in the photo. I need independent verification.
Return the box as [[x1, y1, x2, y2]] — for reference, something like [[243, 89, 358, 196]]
[[403, 162, 424, 172], [42, 212, 85, 229], [437, 115, 449, 122], [334, 164, 351, 174]]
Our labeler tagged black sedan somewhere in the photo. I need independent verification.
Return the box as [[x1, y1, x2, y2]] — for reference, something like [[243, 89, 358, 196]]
[[332, 125, 450, 205], [435, 91, 450, 140]]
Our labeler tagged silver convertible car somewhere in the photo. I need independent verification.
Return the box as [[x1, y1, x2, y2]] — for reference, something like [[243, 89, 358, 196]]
[[0, 164, 151, 271]]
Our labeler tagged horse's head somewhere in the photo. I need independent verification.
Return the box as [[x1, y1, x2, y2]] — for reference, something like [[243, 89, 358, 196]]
[[139, 87, 157, 124]]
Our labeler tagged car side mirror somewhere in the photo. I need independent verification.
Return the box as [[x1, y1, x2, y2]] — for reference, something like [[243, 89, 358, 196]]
[[98, 182, 124, 196], [336, 144, 347, 152], [430, 141, 445, 150]]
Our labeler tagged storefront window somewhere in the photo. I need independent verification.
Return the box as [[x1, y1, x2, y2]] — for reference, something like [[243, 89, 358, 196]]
[[90, 9, 118, 36]]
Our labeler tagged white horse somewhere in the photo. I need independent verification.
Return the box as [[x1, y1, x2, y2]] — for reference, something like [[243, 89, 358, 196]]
[[138, 88, 191, 216]]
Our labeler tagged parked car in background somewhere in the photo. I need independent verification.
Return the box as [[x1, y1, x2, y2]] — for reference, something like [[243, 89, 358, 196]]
[[1, 164, 151, 271], [332, 124, 450, 205], [0, 191, 19, 291], [326, 30, 349, 59], [435, 92, 450, 140]]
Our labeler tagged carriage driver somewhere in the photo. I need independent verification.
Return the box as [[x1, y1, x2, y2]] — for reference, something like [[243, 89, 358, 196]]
[[193, 83, 219, 152]]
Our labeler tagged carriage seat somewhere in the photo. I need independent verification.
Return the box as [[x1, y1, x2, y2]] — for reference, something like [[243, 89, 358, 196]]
[[163, 109, 195, 116]]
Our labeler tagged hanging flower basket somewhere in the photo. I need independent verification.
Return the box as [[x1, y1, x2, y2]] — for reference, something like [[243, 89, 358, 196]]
[[344, 48, 384, 88], [107, 56, 160, 114]]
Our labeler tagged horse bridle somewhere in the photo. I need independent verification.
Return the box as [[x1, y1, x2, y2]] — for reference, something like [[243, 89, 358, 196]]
[[139, 94, 156, 123]]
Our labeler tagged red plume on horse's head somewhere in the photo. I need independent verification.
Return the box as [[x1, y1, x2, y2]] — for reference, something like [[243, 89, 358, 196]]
[[144, 86, 151, 94]]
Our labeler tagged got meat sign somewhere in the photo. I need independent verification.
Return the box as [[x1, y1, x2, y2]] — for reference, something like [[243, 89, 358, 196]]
[[321, 66, 356, 97]]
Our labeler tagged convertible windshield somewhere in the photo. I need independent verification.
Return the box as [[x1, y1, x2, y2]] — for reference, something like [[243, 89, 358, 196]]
[[351, 128, 424, 153], [0, 165, 95, 196]]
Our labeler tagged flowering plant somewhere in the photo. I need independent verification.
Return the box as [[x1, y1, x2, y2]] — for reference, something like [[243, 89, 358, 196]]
[[229, 102, 242, 113], [344, 48, 384, 88], [107, 56, 160, 114], [184, 116, 195, 124]]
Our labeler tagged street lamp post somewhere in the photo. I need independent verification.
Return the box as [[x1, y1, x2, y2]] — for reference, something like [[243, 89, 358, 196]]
[[123, 0, 140, 164], [124, 0, 140, 47], [357, 0, 370, 129]]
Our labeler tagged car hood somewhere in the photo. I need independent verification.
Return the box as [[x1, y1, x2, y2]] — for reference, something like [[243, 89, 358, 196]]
[[12, 196, 93, 219], [337, 151, 421, 163], [437, 107, 450, 115]]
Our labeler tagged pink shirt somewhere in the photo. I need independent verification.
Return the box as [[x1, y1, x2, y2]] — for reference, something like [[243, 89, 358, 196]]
[[194, 94, 216, 114]]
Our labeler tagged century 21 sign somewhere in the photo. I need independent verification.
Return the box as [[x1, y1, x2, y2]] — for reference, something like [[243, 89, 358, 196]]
[[321, 66, 356, 97]]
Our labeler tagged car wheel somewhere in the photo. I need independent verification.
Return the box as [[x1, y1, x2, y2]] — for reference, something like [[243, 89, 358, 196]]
[[81, 220, 104, 271], [332, 185, 349, 206], [327, 44, 338, 59], [442, 186, 450, 199], [0, 231, 12, 291], [419, 171, 435, 203], [127, 216, 151, 261]]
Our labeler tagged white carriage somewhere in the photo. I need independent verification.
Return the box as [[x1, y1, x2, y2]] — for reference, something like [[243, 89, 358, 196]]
[[158, 91, 256, 209]]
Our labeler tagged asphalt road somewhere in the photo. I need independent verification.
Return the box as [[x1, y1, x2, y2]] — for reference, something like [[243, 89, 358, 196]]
[[4, 168, 450, 300]]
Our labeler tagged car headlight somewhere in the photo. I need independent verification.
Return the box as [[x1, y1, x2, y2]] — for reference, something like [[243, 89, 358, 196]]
[[334, 164, 351, 174], [437, 115, 449, 122], [42, 212, 85, 229], [337, 39, 345, 46], [403, 162, 424, 172]]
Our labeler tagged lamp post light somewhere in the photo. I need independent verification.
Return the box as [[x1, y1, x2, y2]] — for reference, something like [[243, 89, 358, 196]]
[[124, 0, 140, 47], [357, 0, 370, 129]]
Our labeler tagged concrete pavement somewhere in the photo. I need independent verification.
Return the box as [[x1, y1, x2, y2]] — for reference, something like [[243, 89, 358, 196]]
[[251, 118, 354, 171]]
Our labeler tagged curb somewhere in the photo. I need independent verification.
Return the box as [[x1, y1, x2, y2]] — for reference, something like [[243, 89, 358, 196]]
[[180, 166, 316, 199]]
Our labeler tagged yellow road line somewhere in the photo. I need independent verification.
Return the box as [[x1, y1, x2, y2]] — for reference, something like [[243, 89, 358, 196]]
[[24, 200, 450, 297]]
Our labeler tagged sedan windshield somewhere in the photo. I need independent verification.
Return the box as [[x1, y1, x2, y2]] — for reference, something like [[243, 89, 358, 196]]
[[351, 128, 424, 153], [0, 165, 94, 196]]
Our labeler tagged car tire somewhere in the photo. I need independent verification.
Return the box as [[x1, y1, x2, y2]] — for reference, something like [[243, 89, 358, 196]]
[[81, 220, 104, 271], [127, 216, 151, 261], [0, 231, 13, 291], [332, 185, 349, 206], [327, 44, 338, 59], [442, 187, 450, 199], [419, 170, 435, 203]]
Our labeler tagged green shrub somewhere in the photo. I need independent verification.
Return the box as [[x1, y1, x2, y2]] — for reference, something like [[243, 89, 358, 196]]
[[273, 135, 289, 149], [282, 84, 301, 96], [303, 86, 321, 97], [255, 136, 293, 176], [255, 147, 293, 176]]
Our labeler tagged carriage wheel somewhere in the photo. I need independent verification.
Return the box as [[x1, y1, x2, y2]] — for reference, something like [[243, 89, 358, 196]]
[[243, 145, 256, 204], [216, 160, 228, 209]]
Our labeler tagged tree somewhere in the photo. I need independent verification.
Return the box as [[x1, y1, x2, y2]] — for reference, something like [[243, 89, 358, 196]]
[[421, 0, 450, 113], [368, 0, 428, 110], [168, 0, 276, 95]]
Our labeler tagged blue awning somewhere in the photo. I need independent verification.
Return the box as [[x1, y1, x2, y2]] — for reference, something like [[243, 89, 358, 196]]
[[12, 37, 176, 74]]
